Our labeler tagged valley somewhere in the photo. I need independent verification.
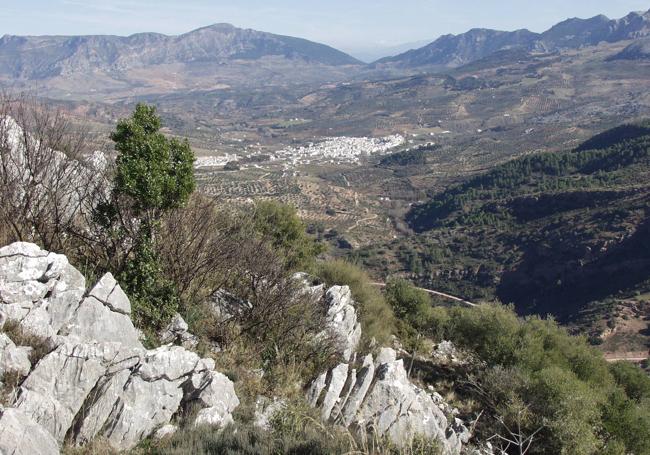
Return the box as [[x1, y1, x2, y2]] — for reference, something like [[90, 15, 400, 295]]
[[2, 8, 649, 362]]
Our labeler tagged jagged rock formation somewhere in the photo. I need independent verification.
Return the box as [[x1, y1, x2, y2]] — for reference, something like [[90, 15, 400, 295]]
[[302, 276, 471, 453], [309, 347, 470, 454], [0, 242, 239, 454], [324, 286, 362, 362]]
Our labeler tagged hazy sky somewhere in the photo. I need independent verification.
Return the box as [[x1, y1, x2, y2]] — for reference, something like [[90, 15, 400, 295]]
[[1, 0, 649, 54]]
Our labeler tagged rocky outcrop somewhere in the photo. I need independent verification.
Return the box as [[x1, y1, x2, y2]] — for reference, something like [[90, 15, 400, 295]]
[[0, 333, 31, 379], [306, 282, 471, 454], [0, 242, 239, 454], [309, 348, 470, 454], [299, 275, 470, 452], [324, 286, 362, 362], [159, 313, 199, 349], [294, 274, 362, 362]]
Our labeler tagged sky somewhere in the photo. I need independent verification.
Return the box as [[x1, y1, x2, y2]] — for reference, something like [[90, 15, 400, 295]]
[[1, 0, 649, 57]]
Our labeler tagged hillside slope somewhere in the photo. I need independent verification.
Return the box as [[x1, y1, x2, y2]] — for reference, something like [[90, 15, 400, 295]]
[[357, 122, 650, 336]]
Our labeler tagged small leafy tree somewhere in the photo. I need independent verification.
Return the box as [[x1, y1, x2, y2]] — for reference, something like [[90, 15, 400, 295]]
[[98, 103, 195, 328]]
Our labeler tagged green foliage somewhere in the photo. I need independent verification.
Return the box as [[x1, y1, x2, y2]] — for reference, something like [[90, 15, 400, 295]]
[[379, 147, 430, 167], [409, 303, 650, 454], [384, 279, 434, 352], [118, 236, 179, 330], [384, 278, 432, 323], [111, 103, 195, 218], [361, 122, 650, 325], [253, 201, 325, 270], [317, 260, 396, 346], [609, 361, 650, 402], [407, 125, 650, 232], [99, 104, 196, 329]]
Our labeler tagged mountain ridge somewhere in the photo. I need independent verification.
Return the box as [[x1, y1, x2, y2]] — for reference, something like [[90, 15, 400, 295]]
[[0, 23, 361, 81], [375, 9, 650, 68]]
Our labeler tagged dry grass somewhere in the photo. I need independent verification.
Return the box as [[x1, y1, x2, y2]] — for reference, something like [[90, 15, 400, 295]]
[[1, 320, 53, 365], [63, 439, 120, 455], [147, 398, 442, 455]]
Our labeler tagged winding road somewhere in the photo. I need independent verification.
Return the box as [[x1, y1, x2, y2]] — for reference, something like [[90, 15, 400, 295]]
[[371, 282, 477, 307]]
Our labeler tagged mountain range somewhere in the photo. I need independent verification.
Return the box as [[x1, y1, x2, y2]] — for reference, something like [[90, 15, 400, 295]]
[[376, 9, 650, 68], [0, 24, 362, 99], [0, 23, 360, 80], [0, 9, 649, 99]]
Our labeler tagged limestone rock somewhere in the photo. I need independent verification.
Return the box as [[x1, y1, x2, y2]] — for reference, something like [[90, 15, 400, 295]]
[[254, 396, 286, 431], [153, 424, 178, 440], [306, 370, 328, 407], [15, 341, 140, 443], [292, 272, 326, 299], [0, 334, 31, 379], [432, 341, 466, 365], [73, 369, 132, 445], [0, 242, 239, 452], [207, 289, 252, 322], [308, 348, 470, 454], [0, 406, 59, 455], [102, 373, 186, 450], [0, 242, 86, 335], [59, 273, 142, 349], [340, 354, 375, 426], [159, 313, 199, 349], [357, 356, 449, 446], [320, 363, 349, 421], [324, 286, 362, 361]]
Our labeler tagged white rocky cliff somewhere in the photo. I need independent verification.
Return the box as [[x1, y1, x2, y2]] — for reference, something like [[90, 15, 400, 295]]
[[301, 278, 471, 454], [0, 242, 239, 454]]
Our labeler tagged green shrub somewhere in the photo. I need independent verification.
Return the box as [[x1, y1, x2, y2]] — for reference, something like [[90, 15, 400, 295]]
[[118, 236, 179, 330], [253, 201, 325, 271], [384, 278, 432, 325], [417, 303, 650, 454], [317, 260, 396, 345], [609, 360, 650, 402]]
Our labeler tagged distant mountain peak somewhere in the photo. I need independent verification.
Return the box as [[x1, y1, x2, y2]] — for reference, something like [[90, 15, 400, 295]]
[[374, 8, 650, 68]]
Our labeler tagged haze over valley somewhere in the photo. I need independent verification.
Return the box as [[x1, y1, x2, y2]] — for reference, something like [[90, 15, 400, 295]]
[[1, 3, 650, 454]]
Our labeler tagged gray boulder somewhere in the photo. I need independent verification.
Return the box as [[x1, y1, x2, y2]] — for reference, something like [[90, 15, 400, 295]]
[[207, 289, 252, 322], [340, 354, 375, 426], [187, 368, 240, 428], [319, 362, 349, 421], [0, 333, 31, 379], [59, 273, 143, 349], [15, 341, 141, 443], [0, 242, 86, 338], [153, 424, 178, 440], [324, 286, 362, 361], [0, 406, 59, 455], [159, 313, 199, 349]]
